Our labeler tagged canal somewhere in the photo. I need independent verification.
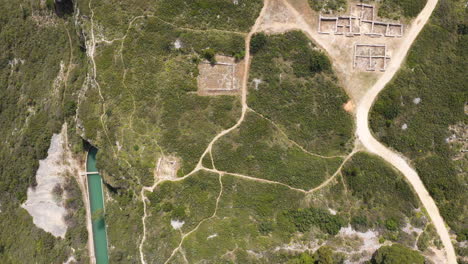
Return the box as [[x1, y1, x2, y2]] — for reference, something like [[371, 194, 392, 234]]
[[86, 147, 109, 264]]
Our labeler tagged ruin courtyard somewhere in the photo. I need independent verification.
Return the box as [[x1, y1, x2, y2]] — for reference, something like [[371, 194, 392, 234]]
[[197, 55, 244, 96]]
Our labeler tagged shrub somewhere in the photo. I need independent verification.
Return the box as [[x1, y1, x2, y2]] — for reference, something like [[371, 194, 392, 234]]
[[250, 33, 267, 54], [385, 218, 399, 231], [308, 0, 347, 12], [309, 52, 331, 73], [284, 207, 346, 235], [202, 48, 216, 64], [371, 244, 424, 264], [171, 206, 186, 220], [64, 101, 77, 117], [258, 221, 273, 235], [46, 0, 55, 10], [370, 0, 467, 237], [234, 50, 245, 61], [287, 246, 334, 264], [351, 215, 369, 230]]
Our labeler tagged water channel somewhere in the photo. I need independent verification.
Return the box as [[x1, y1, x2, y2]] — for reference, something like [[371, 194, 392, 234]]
[[86, 147, 109, 264]]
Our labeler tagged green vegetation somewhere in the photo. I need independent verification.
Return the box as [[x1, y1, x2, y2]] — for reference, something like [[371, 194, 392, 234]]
[[46, 0, 55, 10], [83, 0, 263, 40], [248, 31, 353, 156], [154, 0, 263, 31], [283, 207, 346, 235], [73, 2, 264, 262], [250, 32, 268, 54], [79, 17, 245, 188], [202, 48, 217, 64], [343, 153, 419, 234], [0, 1, 88, 262], [143, 171, 221, 263], [212, 112, 343, 189], [371, 244, 425, 264], [378, 0, 427, 19], [308, 0, 347, 12], [287, 246, 336, 264], [343, 153, 418, 217], [105, 188, 143, 263], [416, 224, 439, 252], [1, 0, 453, 261], [370, 0, 468, 240], [182, 175, 308, 263]]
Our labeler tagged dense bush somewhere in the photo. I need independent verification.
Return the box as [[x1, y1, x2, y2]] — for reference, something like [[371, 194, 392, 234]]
[[182, 175, 307, 263], [248, 31, 353, 156], [308, 0, 347, 12], [250, 33, 267, 54], [343, 153, 417, 215], [0, 0, 87, 262], [212, 112, 343, 189], [378, 0, 427, 19], [287, 246, 335, 264], [45, 0, 55, 10], [202, 48, 216, 64], [370, 0, 467, 239], [154, 0, 263, 31], [283, 207, 346, 235], [371, 244, 424, 264]]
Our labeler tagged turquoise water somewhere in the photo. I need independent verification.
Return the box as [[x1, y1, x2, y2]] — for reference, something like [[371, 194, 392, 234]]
[[86, 148, 109, 264]]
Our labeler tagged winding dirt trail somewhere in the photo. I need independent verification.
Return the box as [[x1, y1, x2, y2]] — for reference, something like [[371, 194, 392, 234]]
[[193, 1, 269, 171], [278, 0, 456, 262], [355, 0, 457, 262], [138, 4, 270, 263], [136, 0, 458, 262]]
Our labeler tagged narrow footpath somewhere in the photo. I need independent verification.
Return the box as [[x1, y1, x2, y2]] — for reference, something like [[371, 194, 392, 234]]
[[134, 0, 457, 263]]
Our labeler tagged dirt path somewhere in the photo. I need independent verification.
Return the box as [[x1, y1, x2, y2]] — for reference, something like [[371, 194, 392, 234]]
[[163, 174, 224, 264], [248, 107, 346, 159], [275, 0, 456, 262], [138, 4, 271, 263], [137, 0, 457, 262], [192, 1, 270, 172], [355, 0, 457, 262]]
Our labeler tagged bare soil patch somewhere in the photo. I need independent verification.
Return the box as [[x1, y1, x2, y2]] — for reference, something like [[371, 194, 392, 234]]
[[447, 122, 468, 161], [197, 55, 244, 96], [343, 100, 355, 113], [155, 156, 180, 182], [282, 0, 412, 101], [257, 0, 300, 34]]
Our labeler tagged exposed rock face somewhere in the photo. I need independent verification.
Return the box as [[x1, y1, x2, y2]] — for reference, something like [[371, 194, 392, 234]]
[[22, 124, 79, 238]]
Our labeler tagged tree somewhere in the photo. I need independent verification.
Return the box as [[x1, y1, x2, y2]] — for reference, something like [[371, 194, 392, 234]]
[[371, 244, 424, 264], [309, 52, 331, 73], [385, 218, 399, 231], [287, 247, 335, 264], [287, 252, 314, 264], [45, 0, 55, 10], [64, 101, 77, 117], [314, 246, 334, 264], [202, 48, 216, 64], [250, 33, 267, 54]]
